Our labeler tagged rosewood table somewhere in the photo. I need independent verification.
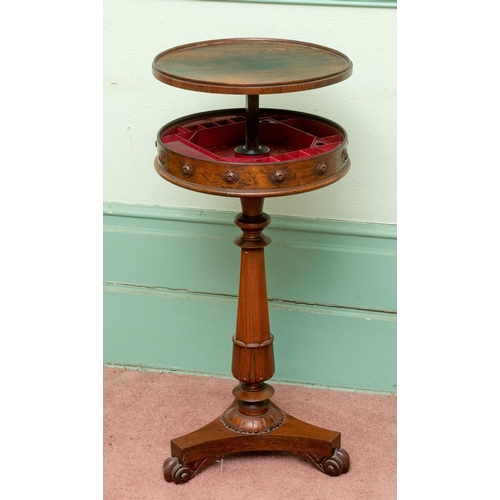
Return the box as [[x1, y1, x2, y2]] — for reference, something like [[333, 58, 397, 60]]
[[152, 38, 353, 484]]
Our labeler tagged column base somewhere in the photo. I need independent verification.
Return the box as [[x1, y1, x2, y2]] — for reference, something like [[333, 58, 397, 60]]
[[162, 400, 350, 484]]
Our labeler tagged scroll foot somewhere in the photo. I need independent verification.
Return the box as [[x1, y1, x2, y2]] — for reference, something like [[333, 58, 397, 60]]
[[300, 447, 350, 476], [163, 457, 192, 484]]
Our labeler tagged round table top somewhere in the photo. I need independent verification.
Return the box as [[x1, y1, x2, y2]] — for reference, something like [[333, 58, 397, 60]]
[[152, 38, 352, 95]]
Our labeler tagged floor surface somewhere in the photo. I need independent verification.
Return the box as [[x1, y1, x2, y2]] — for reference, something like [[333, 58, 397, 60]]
[[104, 366, 396, 500]]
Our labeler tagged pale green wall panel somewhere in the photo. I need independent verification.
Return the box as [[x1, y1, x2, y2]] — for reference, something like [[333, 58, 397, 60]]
[[103, 203, 396, 392], [104, 285, 234, 373], [266, 230, 396, 312], [104, 284, 396, 392], [271, 302, 396, 391], [104, 211, 239, 298], [104, 203, 396, 312]]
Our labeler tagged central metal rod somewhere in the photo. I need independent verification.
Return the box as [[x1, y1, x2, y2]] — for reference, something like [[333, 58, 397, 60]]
[[234, 95, 270, 156]]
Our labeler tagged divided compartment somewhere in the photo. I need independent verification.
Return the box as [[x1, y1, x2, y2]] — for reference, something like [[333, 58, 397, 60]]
[[312, 135, 344, 148], [160, 112, 345, 163], [161, 115, 246, 161]]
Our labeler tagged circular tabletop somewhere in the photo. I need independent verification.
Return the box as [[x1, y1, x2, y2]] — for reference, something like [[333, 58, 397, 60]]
[[152, 38, 352, 95]]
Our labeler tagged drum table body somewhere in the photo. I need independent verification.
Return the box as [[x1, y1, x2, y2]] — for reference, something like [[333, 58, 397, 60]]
[[152, 38, 353, 484]]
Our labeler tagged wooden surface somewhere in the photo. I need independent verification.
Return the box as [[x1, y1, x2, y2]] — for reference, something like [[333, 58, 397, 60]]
[[164, 400, 347, 483], [152, 38, 352, 95], [155, 108, 350, 197], [161, 199, 350, 483]]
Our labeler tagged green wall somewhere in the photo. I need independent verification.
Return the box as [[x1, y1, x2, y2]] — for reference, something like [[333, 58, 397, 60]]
[[104, 202, 396, 393]]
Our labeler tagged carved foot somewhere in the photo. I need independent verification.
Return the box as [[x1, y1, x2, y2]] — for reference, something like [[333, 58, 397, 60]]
[[163, 457, 192, 484], [300, 448, 350, 476], [164, 401, 348, 483], [163, 456, 216, 484]]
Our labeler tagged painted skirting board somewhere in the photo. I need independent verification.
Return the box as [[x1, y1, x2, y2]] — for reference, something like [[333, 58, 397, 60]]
[[104, 202, 396, 393]]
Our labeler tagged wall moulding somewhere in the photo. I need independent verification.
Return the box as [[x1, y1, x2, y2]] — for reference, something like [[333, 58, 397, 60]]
[[198, 0, 397, 9], [103, 202, 396, 392]]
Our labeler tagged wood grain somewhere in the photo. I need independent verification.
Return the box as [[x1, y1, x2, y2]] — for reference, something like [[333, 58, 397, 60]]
[[152, 38, 352, 95]]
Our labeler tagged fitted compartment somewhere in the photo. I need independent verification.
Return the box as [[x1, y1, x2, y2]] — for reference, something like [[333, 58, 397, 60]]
[[160, 111, 345, 163]]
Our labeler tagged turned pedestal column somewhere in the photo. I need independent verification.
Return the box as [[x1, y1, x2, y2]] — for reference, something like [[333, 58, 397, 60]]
[[224, 197, 280, 433], [163, 197, 349, 484]]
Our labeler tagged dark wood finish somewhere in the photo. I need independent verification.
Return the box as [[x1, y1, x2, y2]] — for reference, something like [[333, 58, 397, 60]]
[[155, 108, 350, 198], [163, 401, 349, 484], [225, 198, 279, 432], [152, 38, 352, 484], [152, 38, 352, 95], [153, 38, 352, 167], [161, 199, 350, 484]]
